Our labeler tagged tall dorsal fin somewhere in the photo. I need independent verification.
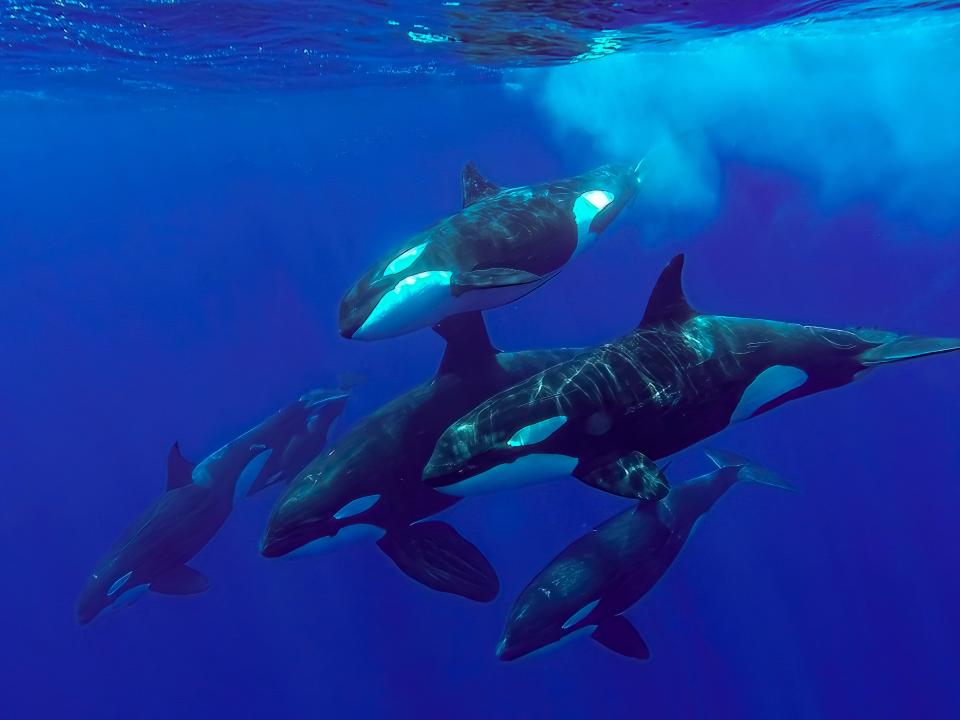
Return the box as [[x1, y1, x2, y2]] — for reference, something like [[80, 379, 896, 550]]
[[433, 311, 501, 377], [461, 162, 501, 207], [166, 441, 196, 491], [639, 254, 697, 327]]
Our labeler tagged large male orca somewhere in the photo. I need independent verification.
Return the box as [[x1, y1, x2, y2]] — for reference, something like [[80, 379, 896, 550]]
[[338, 161, 641, 340], [75, 389, 349, 624], [497, 450, 790, 661], [260, 312, 581, 602], [424, 254, 960, 499]]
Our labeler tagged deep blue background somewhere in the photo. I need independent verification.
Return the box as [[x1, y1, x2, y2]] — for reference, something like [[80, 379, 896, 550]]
[[2, 81, 959, 719]]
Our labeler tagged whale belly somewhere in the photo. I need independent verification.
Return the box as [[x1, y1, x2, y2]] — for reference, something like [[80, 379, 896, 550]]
[[438, 454, 578, 497]]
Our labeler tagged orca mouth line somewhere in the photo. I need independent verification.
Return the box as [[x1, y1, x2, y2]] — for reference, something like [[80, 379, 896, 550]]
[[76, 604, 100, 626], [339, 321, 362, 340], [495, 635, 541, 662], [259, 523, 328, 558], [422, 460, 478, 487], [259, 535, 294, 558], [426, 440, 529, 485]]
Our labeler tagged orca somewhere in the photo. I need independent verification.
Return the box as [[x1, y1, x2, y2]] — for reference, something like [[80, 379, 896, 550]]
[[424, 254, 960, 499], [75, 388, 350, 624], [338, 161, 641, 340], [260, 312, 583, 602], [496, 451, 791, 661]]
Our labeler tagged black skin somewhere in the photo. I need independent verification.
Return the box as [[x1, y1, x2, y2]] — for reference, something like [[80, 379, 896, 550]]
[[424, 254, 960, 498], [75, 390, 348, 625], [338, 162, 640, 338], [261, 312, 581, 602], [498, 461, 757, 661]]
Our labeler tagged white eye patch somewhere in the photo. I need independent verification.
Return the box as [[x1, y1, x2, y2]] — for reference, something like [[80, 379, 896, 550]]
[[381, 242, 427, 278], [507, 416, 568, 447], [333, 494, 380, 520], [572, 190, 615, 251]]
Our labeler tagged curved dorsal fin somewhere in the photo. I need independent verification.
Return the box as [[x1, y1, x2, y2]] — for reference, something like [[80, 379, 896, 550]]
[[433, 311, 501, 378], [461, 162, 501, 207], [639, 254, 697, 327], [166, 441, 196, 491]]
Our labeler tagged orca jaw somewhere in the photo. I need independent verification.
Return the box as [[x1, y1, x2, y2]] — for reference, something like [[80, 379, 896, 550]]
[[422, 446, 505, 491], [495, 634, 530, 662], [260, 515, 329, 558], [75, 568, 141, 625], [262, 485, 384, 558], [497, 601, 551, 661], [338, 281, 384, 340], [261, 513, 386, 558], [262, 489, 334, 558], [339, 238, 448, 340], [496, 619, 583, 662], [75, 588, 108, 625], [425, 413, 574, 494]]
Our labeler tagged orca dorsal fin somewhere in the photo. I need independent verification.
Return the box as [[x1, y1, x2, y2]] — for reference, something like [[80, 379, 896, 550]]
[[166, 441, 196, 491], [433, 311, 501, 378], [461, 162, 501, 207], [639, 254, 697, 328]]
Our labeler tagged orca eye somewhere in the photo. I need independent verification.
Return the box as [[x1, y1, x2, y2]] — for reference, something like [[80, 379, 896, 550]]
[[381, 242, 427, 278]]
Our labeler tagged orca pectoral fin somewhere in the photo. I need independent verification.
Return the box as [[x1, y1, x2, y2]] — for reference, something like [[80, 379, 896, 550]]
[[150, 565, 209, 595], [575, 451, 669, 501], [450, 268, 543, 298], [377, 521, 499, 603], [592, 616, 651, 660]]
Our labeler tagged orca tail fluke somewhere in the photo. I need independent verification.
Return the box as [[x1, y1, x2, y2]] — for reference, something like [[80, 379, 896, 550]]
[[246, 389, 351, 497], [244, 451, 285, 497], [377, 521, 500, 603], [704, 448, 797, 492], [858, 336, 960, 366]]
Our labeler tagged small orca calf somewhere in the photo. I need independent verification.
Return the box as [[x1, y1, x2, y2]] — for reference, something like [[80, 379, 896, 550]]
[[497, 450, 791, 661], [424, 254, 960, 499], [338, 161, 641, 340], [260, 312, 582, 602], [75, 389, 349, 624]]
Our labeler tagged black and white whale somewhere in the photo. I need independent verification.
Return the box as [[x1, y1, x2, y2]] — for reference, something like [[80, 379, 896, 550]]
[[497, 450, 791, 661], [424, 254, 960, 499], [260, 312, 581, 602], [75, 389, 349, 624], [338, 161, 641, 340]]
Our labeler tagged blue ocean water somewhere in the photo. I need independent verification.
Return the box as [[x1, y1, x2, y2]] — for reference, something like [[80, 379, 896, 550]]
[[2, 2, 959, 719]]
